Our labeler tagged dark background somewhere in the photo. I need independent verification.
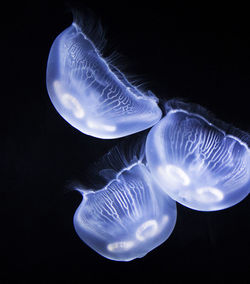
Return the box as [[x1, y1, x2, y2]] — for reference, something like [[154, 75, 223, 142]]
[[2, 0, 249, 282]]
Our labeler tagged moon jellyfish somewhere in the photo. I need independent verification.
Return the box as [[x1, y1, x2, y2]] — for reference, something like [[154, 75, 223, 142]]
[[46, 15, 162, 139], [73, 138, 177, 261], [146, 99, 250, 211]]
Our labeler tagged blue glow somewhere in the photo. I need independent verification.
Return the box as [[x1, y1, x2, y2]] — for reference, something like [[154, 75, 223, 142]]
[[46, 21, 162, 139], [146, 100, 250, 211], [73, 142, 177, 261]]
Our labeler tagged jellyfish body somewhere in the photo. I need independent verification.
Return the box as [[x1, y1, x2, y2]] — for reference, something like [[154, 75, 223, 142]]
[[146, 100, 250, 211], [73, 141, 177, 261], [46, 21, 162, 139]]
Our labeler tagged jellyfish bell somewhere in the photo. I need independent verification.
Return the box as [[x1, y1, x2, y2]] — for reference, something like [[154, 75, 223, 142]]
[[146, 99, 250, 211], [73, 136, 177, 261], [46, 14, 162, 139]]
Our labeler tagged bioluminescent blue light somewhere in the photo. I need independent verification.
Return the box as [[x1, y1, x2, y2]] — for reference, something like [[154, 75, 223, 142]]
[[46, 18, 162, 139], [146, 99, 250, 211], [73, 141, 177, 261]]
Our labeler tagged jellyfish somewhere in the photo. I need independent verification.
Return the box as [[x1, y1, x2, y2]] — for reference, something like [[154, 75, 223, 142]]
[[146, 99, 250, 211], [46, 14, 162, 139], [73, 137, 177, 261]]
